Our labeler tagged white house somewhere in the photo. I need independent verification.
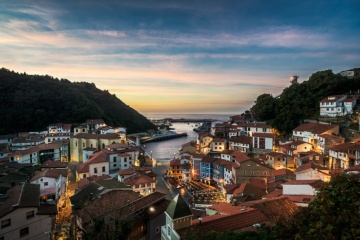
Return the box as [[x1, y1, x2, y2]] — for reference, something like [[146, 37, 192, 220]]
[[30, 169, 68, 203], [320, 95, 356, 117], [282, 179, 323, 206], [48, 123, 72, 134], [211, 138, 226, 152], [252, 133, 275, 150], [295, 162, 331, 182], [45, 133, 72, 144], [0, 184, 57, 240], [228, 136, 252, 153], [236, 122, 272, 137], [76, 151, 109, 181]]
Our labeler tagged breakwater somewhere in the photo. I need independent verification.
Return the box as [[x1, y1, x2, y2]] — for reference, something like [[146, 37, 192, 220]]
[[140, 132, 187, 143]]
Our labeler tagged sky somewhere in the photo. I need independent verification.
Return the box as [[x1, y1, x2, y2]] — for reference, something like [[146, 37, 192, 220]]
[[1, 0, 360, 115]]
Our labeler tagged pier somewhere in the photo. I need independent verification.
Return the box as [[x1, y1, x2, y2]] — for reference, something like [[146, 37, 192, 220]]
[[140, 132, 187, 143]]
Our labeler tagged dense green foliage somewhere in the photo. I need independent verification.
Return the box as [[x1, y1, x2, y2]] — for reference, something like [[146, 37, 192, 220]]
[[0, 68, 156, 134], [250, 70, 360, 134]]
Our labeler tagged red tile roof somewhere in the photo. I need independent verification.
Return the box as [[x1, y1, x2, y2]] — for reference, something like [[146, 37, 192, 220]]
[[78, 175, 112, 190], [201, 156, 216, 163], [229, 136, 252, 144], [293, 122, 338, 134], [170, 159, 180, 166], [320, 95, 346, 103], [72, 133, 120, 140], [282, 179, 323, 188], [252, 133, 275, 138], [30, 169, 67, 182], [295, 162, 328, 173], [237, 122, 270, 128], [212, 138, 226, 143], [41, 160, 68, 169]]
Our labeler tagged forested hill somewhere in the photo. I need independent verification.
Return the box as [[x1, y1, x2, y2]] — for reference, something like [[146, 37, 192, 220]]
[[250, 69, 360, 135], [0, 68, 156, 134]]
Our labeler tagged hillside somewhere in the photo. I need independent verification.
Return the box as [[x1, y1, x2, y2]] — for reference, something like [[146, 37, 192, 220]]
[[250, 69, 360, 135], [0, 68, 156, 134]]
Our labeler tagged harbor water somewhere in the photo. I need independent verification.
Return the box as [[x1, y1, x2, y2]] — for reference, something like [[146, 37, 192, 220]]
[[142, 122, 199, 161]]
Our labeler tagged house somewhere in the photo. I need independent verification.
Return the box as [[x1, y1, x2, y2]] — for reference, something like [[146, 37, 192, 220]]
[[237, 122, 272, 137], [0, 183, 57, 240], [168, 159, 181, 180], [200, 156, 216, 181], [211, 138, 226, 152], [319, 95, 356, 116], [73, 189, 169, 240], [197, 132, 213, 154], [40, 160, 68, 170], [230, 180, 267, 204], [252, 133, 275, 152], [228, 136, 252, 153], [212, 159, 228, 184], [191, 153, 205, 180], [48, 123, 72, 134], [339, 68, 359, 78], [70, 133, 121, 162], [296, 151, 324, 168], [30, 169, 68, 203], [45, 132, 72, 144], [280, 140, 313, 161], [8, 143, 62, 165], [329, 141, 360, 169], [317, 134, 345, 155], [86, 119, 107, 132], [76, 151, 109, 181], [161, 194, 269, 240], [292, 122, 339, 147], [259, 152, 293, 170], [221, 149, 250, 163], [282, 179, 323, 206], [213, 123, 237, 138], [123, 172, 157, 196], [101, 143, 139, 172], [232, 158, 274, 184], [11, 133, 45, 151], [295, 162, 331, 182]]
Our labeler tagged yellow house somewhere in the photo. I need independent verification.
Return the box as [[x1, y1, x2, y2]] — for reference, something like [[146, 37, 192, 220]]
[[70, 133, 121, 162]]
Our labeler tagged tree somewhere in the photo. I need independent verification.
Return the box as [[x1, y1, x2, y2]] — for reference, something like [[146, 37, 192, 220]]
[[250, 93, 277, 121], [274, 173, 360, 240]]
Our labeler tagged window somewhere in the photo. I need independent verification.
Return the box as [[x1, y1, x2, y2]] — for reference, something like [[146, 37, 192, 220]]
[[44, 182, 48, 186], [1, 219, 11, 228], [243, 170, 246, 175], [264, 171, 267, 175], [83, 174, 86, 178], [124, 158, 127, 163], [113, 156, 116, 162], [113, 164, 116, 167], [20, 227, 29, 237], [167, 225, 171, 236], [26, 210, 35, 219], [83, 143, 85, 148], [102, 166, 106, 172], [94, 168, 98, 174], [156, 226, 160, 233]]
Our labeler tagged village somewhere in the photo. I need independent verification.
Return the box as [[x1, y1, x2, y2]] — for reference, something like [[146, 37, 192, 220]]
[[0, 91, 360, 240]]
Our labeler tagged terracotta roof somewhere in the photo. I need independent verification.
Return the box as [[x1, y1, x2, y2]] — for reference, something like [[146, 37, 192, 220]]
[[30, 169, 66, 182], [241, 196, 298, 223], [201, 156, 216, 164], [192, 153, 206, 158], [177, 208, 268, 236], [343, 97, 356, 102], [295, 162, 328, 173], [72, 133, 120, 140], [0, 183, 40, 218], [229, 136, 252, 144], [224, 184, 240, 194], [117, 168, 136, 175], [77, 175, 112, 190], [123, 173, 155, 186], [318, 134, 345, 141], [166, 194, 192, 219], [273, 169, 295, 177], [207, 203, 252, 215], [41, 160, 68, 169], [329, 141, 360, 152], [212, 138, 226, 143], [344, 165, 360, 172], [213, 159, 229, 166], [263, 189, 283, 199], [252, 133, 275, 138], [320, 95, 346, 103], [170, 158, 180, 166], [293, 122, 338, 134]]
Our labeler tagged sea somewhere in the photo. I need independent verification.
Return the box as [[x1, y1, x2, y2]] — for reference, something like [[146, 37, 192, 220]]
[[142, 113, 234, 161]]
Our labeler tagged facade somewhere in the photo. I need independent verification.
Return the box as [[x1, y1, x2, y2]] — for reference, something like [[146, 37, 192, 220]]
[[48, 123, 71, 134], [329, 142, 360, 169], [260, 152, 293, 170], [0, 184, 57, 240], [197, 133, 214, 154], [168, 159, 181, 179], [45, 133, 72, 144], [200, 156, 216, 181], [282, 180, 323, 206], [236, 122, 272, 137], [123, 172, 156, 196], [319, 95, 356, 117], [252, 133, 275, 150], [295, 162, 331, 182], [233, 158, 273, 184], [191, 153, 205, 180], [11, 134, 45, 151], [228, 136, 252, 153], [76, 151, 109, 181], [211, 138, 226, 152], [70, 133, 121, 162], [317, 134, 345, 155], [292, 122, 340, 146]]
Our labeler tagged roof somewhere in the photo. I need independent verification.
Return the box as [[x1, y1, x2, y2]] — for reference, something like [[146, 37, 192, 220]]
[[224, 184, 240, 194], [170, 159, 180, 166], [229, 136, 252, 144], [241, 196, 298, 223], [72, 133, 120, 140], [70, 182, 107, 210], [177, 208, 268, 236], [272, 169, 295, 177], [0, 183, 40, 218], [293, 122, 338, 134], [212, 138, 226, 143], [282, 179, 324, 188], [263, 189, 283, 199], [123, 173, 155, 186], [201, 156, 216, 164], [252, 133, 276, 138], [320, 95, 346, 102], [30, 169, 67, 182], [166, 194, 193, 220], [237, 122, 271, 128], [41, 160, 68, 169], [295, 162, 328, 173], [76, 151, 108, 174], [283, 195, 315, 203], [192, 153, 206, 158], [37, 203, 58, 215], [345, 165, 360, 172], [77, 175, 112, 190]]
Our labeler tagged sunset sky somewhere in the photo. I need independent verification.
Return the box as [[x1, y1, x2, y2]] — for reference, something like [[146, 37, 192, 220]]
[[1, 0, 360, 114]]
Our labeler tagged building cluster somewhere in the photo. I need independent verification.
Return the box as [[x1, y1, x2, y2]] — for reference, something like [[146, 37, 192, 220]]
[[0, 91, 360, 239]]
